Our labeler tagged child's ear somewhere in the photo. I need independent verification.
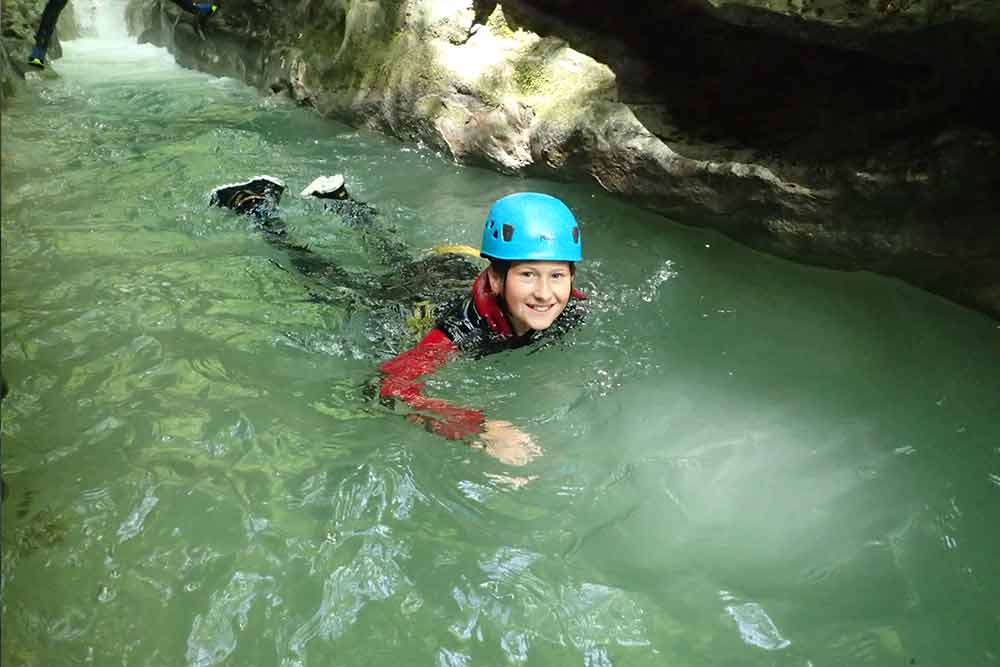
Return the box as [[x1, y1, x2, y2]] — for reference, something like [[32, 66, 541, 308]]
[[486, 267, 504, 295]]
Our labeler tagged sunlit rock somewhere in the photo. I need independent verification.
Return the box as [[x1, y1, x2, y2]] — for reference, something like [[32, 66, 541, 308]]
[[120, 0, 1000, 317]]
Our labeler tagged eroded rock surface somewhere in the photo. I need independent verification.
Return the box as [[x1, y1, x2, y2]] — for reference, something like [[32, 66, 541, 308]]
[[122, 0, 1000, 317]]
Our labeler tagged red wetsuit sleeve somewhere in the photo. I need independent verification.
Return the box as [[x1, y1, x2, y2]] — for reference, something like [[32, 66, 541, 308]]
[[378, 328, 486, 440]]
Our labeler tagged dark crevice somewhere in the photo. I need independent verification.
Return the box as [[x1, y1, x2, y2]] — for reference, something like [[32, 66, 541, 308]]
[[503, 1, 1000, 162]]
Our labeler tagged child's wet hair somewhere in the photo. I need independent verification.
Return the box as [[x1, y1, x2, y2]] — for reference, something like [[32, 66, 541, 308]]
[[489, 259, 513, 278]]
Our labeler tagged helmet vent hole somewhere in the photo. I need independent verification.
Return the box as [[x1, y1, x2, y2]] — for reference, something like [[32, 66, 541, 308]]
[[572, 226, 580, 243], [492, 230, 499, 239], [502, 224, 515, 242]]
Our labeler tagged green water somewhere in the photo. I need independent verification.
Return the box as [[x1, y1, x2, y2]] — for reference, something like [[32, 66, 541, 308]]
[[3, 36, 999, 667]]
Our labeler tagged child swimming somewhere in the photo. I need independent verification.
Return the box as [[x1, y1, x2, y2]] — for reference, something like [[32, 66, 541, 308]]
[[376, 192, 586, 465], [209, 178, 586, 465]]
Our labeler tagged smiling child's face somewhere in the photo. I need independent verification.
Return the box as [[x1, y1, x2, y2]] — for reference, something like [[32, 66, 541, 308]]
[[488, 260, 573, 336]]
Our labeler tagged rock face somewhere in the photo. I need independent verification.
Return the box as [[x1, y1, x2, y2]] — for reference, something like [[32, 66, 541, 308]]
[[1, 0, 76, 106], [125, 1, 1000, 317]]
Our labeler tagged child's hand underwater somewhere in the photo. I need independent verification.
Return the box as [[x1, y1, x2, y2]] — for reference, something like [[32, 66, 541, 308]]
[[476, 420, 542, 466]]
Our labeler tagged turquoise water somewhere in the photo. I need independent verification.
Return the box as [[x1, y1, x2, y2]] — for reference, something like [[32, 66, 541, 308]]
[[3, 36, 1000, 667]]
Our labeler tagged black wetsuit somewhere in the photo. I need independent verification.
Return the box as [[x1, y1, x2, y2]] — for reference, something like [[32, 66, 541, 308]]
[[212, 183, 588, 439], [1, 374, 7, 510], [211, 180, 481, 319]]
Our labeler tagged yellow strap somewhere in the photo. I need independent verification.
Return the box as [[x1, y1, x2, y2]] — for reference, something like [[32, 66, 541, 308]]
[[428, 244, 482, 259], [231, 192, 265, 209]]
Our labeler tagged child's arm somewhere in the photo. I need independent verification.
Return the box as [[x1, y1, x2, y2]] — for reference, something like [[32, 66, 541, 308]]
[[379, 318, 543, 465], [378, 329, 486, 439]]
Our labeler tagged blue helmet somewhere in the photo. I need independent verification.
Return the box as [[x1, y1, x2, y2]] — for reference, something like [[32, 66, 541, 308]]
[[480, 193, 582, 262]]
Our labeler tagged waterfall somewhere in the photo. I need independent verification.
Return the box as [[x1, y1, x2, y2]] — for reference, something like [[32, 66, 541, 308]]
[[58, 0, 178, 73], [71, 0, 131, 40]]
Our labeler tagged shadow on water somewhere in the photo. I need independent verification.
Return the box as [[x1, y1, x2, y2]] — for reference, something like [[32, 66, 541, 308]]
[[2, 28, 999, 667]]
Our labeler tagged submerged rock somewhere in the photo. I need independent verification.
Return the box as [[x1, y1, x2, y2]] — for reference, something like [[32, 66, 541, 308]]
[[116, 0, 999, 318]]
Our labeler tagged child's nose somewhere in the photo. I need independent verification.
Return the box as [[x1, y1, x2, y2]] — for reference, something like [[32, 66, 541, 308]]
[[534, 278, 553, 299]]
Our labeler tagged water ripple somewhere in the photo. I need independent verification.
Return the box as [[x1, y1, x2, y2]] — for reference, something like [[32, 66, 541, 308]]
[[286, 533, 408, 657], [117, 489, 159, 544], [186, 571, 277, 667], [444, 547, 651, 662], [721, 596, 791, 651]]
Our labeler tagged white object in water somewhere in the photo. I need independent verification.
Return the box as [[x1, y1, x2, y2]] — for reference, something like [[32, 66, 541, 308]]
[[725, 602, 791, 651], [301, 174, 346, 198]]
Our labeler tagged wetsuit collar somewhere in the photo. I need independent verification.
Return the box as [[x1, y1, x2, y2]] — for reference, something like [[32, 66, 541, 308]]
[[473, 271, 514, 338], [472, 270, 587, 338]]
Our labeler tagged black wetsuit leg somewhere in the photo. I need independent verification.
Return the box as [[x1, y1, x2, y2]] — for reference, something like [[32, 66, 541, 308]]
[[32, 0, 70, 53], [222, 190, 471, 309], [246, 213, 370, 295], [1, 373, 8, 517], [324, 200, 412, 267], [166, 0, 212, 14]]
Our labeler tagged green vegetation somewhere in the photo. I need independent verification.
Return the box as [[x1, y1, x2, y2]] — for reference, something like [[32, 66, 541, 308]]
[[485, 4, 515, 38], [405, 300, 437, 341], [511, 56, 549, 95], [9, 507, 68, 560]]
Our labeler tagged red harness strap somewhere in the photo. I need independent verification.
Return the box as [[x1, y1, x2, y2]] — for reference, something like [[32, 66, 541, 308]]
[[472, 272, 513, 337]]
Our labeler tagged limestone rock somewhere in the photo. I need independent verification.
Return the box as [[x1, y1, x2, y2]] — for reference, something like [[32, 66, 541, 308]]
[[123, 0, 1000, 317]]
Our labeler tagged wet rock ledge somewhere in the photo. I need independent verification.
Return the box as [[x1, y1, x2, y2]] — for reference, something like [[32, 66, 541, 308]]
[[106, 2, 1000, 316], [1, 0, 76, 107]]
